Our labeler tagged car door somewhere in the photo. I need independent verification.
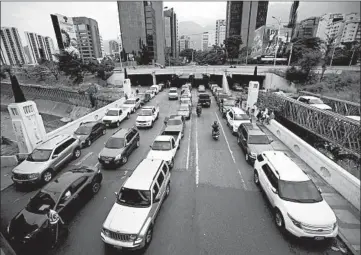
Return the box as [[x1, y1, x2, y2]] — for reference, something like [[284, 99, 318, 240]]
[[227, 111, 234, 126], [118, 109, 124, 122], [240, 128, 248, 150], [127, 130, 137, 152], [151, 182, 162, 219], [156, 170, 166, 202], [52, 142, 69, 170], [261, 164, 276, 205], [62, 138, 77, 162], [89, 125, 97, 141]]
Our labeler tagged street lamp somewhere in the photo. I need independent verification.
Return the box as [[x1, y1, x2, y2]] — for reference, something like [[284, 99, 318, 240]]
[[272, 16, 282, 66]]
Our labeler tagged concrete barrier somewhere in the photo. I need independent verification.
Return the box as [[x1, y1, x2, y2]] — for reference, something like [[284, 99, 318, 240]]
[[1, 155, 18, 167], [47, 97, 126, 139], [266, 120, 360, 210]]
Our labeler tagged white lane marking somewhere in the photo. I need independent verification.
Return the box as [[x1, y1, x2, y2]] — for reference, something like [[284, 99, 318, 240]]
[[215, 112, 248, 190], [75, 152, 93, 165], [124, 171, 128, 175], [195, 116, 200, 187], [94, 162, 99, 168], [121, 176, 126, 179], [186, 116, 192, 170]]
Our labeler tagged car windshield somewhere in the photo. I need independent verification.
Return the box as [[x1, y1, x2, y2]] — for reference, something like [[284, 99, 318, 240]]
[[179, 106, 189, 111], [234, 114, 249, 120], [199, 94, 209, 99], [26, 191, 56, 214], [170, 89, 177, 93], [139, 109, 152, 116], [167, 119, 182, 125], [152, 141, 171, 150], [105, 137, 125, 149], [248, 135, 270, 144], [74, 126, 91, 135], [278, 180, 323, 203], [106, 110, 119, 116], [27, 149, 52, 162], [117, 187, 151, 207], [125, 100, 135, 104], [224, 100, 236, 106], [308, 98, 324, 104]]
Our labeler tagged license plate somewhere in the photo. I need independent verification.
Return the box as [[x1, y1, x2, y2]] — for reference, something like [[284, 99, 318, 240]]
[[315, 236, 325, 240], [105, 160, 109, 164]]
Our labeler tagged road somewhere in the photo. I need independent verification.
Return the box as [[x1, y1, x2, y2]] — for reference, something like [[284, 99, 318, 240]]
[[1, 88, 348, 255]]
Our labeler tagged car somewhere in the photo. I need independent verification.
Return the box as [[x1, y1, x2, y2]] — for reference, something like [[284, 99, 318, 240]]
[[346, 115, 361, 121], [138, 92, 150, 106], [233, 84, 243, 92], [237, 123, 274, 165], [98, 127, 140, 168], [164, 115, 185, 137], [74, 121, 106, 148], [168, 87, 179, 100], [216, 92, 229, 105], [102, 108, 131, 128], [12, 135, 82, 186], [181, 91, 192, 100], [198, 85, 206, 92], [296, 96, 332, 111], [225, 107, 251, 134], [136, 106, 160, 128], [254, 151, 338, 239], [101, 159, 170, 251], [150, 85, 160, 95], [157, 83, 164, 91], [123, 97, 141, 113], [220, 98, 237, 117], [146, 90, 155, 99], [213, 87, 223, 96], [8, 165, 103, 250], [198, 93, 211, 107], [180, 97, 192, 108], [210, 84, 218, 91], [177, 105, 191, 120]]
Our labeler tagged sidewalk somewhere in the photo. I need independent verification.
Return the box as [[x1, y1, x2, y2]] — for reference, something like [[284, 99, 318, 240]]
[[258, 122, 360, 255], [1, 166, 14, 191]]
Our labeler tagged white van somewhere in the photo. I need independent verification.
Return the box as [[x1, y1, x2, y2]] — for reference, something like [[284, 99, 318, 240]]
[[150, 85, 160, 95], [101, 158, 171, 251]]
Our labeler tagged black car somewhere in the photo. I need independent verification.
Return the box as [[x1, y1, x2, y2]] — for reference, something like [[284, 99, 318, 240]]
[[98, 127, 140, 168], [74, 121, 106, 148], [198, 93, 211, 107], [7, 166, 102, 251]]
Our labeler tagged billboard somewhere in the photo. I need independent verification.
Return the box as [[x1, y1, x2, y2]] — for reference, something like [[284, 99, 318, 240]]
[[51, 14, 80, 58], [250, 26, 292, 59]]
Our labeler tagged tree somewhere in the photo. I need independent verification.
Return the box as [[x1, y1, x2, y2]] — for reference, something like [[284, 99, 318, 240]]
[[223, 35, 243, 63], [31, 65, 50, 81], [38, 59, 60, 80], [0, 64, 10, 79], [179, 48, 194, 62], [54, 50, 84, 84], [136, 44, 151, 65], [291, 36, 325, 64]]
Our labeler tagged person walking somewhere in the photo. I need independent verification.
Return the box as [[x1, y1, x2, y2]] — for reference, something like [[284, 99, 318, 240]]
[[45, 208, 66, 249]]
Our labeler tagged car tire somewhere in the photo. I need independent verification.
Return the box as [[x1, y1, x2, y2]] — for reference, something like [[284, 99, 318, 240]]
[[151, 121, 154, 128], [136, 139, 140, 148], [169, 158, 174, 169], [91, 180, 101, 195], [116, 121, 120, 127], [144, 226, 153, 249], [121, 156, 128, 165], [73, 148, 81, 159], [274, 209, 285, 231], [42, 169, 53, 184], [87, 140, 92, 147], [165, 183, 170, 198], [127, 113, 130, 119], [254, 170, 260, 185], [102, 129, 106, 135]]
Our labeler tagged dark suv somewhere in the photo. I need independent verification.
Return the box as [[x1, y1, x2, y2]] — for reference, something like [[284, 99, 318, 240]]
[[237, 123, 273, 165], [74, 121, 106, 148], [198, 93, 211, 107], [98, 127, 140, 168]]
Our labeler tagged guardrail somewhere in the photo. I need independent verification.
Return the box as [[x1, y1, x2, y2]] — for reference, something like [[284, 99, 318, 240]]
[[299, 91, 360, 116], [258, 92, 361, 158], [266, 119, 360, 210]]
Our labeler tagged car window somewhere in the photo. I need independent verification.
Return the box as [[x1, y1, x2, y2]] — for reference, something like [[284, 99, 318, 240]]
[[117, 187, 151, 207], [75, 125, 92, 135], [152, 183, 160, 199], [54, 139, 73, 155], [171, 139, 176, 148], [228, 112, 234, 119], [59, 189, 72, 204], [157, 171, 165, 187], [278, 180, 323, 203], [261, 164, 278, 189], [106, 110, 119, 116], [257, 154, 264, 162], [162, 163, 169, 175], [71, 176, 88, 193], [26, 191, 56, 213], [242, 129, 248, 139], [126, 132, 134, 143], [105, 137, 125, 149]]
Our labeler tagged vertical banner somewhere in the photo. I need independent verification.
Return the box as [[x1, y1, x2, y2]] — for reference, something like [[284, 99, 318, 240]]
[[12, 120, 31, 154], [246, 81, 260, 110]]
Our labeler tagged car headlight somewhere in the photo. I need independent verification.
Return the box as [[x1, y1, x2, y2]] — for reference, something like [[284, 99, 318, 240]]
[[287, 213, 302, 229], [129, 234, 137, 241], [333, 222, 338, 230], [115, 155, 121, 161], [28, 173, 40, 179], [250, 152, 257, 158], [102, 228, 110, 237]]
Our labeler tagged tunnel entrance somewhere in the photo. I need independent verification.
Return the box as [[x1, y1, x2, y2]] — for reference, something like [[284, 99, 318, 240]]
[[230, 75, 265, 89], [128, 74, 153, 86]]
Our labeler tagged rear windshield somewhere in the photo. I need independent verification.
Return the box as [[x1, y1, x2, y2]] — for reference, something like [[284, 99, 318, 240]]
[[248, 135, 270, 144], [167, 119, 182, 125], [199, 94, 210, 99], [170, 89, 177, 92], [105, 137, 125, 149], [152, 141, 171, 150]]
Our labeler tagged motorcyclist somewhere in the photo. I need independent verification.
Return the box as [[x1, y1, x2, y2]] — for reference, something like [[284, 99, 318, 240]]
[[196, 103, 202, 115], [212, 121, 220, 134]]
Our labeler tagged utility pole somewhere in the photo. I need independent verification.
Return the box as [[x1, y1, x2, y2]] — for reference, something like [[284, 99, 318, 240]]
[[272, 16, 282, 66], [288, 43, 293, 66], [349, 42, 357, 66], [245, 1, 252, 65]]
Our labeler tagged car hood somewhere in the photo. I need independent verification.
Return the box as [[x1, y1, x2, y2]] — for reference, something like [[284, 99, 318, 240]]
[[232, 120, 251, 127], [13, 160, 48, 174], [103, 203, 150, 234], [284, 200, 336, 226], [74, 134, 88, 142], [248, 144, 273, 154], [136, 115, 152, 122], [100, 147, 125, 158], [311, 104, 332, 110], [165, 125, 183, 132], [147, 150, 173, 161], [123, 104, 135, 108], [177, 111, 189, 116], [9, 209, 48, 239], [168, 92, 178, 95], [102, 116, 118, 121]]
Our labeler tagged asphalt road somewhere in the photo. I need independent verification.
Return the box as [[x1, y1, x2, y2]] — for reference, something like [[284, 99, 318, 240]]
[[1, 88, 348, 255]]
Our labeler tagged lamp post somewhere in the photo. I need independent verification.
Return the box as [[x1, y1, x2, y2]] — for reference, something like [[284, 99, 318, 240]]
[[272, 16, 282, 66], [288, 43, 293, 66], [349, 41, 357, 66]]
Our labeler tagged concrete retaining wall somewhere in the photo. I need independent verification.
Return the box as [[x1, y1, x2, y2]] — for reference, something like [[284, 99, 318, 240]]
[[1, 155, 18, 167], [266, 120, 360, 210], [47, 97, 126, 139], [263, 73, 297, 92]]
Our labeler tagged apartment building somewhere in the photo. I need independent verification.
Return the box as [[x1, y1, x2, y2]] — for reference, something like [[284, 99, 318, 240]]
[[0, 27, 27, 65]]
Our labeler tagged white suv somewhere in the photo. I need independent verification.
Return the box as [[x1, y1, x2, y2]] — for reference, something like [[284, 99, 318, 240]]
[[253, 151, 338, 240], [101, 158, 171, 251], [225, 107, 251, 134]]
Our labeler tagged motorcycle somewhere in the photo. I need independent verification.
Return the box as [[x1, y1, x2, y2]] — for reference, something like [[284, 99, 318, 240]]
[[196, 107, 202, 117], [212, 129, 220, 140]]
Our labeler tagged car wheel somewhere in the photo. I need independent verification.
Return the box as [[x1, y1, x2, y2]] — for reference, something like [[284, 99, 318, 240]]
[[87, 140, 92, 147], [245, 153, 249, 162], [127, 113, 130, 119], [151, 121, 154, 127], [169, 158, 174, 169], [136, 139, 140, 148], [237, 136, 241, 144], [144, 226, 153, 248], [121, 156, 128, 164], [165, 183, 170, 198], [274, 209, 285, 231], [91, 180, 101, 195], [254, 170, 260, 185], [116, 121, 120, 127], [73, 148, 81, 159], [42, 170, 53, 183], [102, 129, 106, 135]]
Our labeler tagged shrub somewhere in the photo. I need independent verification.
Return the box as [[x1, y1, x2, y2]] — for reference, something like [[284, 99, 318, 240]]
[[285, 66, 309, 83]]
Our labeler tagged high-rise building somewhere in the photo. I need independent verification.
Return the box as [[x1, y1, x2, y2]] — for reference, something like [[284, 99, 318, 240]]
[[216, 19, 226, 46], [315, 13, 344, 41], [72, 16, 102, 62], [226, 1, 269, 49], [164, 7, 178, 58], [201, 32, 209, 51], [109, 40, 120, 55], [25, 32, 55, 64], [286, 1, 299, 38], [0, 27, 27, 65], [294, 17, 320, 38], [0, 37, 11, 65], [341, 15, 361, 43], [100, 35, 105, 57], [23, 46, 33, 65], [208, 32, 216, 48], [179, 35, 190, 52], [117, 1, 165, 65]]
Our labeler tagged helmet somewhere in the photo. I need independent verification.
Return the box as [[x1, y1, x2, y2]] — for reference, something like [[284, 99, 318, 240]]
[[214, 121, 218, 125]]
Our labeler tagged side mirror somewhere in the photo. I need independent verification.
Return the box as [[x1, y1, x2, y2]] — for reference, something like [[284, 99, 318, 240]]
[[52, 154, 58, 159], [269, 139, 274, 143], [318, 187, 322, 193], [114, 192, 118, 197], [149, 145, 152, 148], [154, 197, 161, 203], [58, 204, 65, 209], [271, 187, 278, 194]]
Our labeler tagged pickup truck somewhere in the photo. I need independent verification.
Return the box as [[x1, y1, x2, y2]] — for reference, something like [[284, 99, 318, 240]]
[[146, 130, 181, 169], [102, 107, 131, 127], [164, 116, 185, 138], [136, 105, 160, 128]]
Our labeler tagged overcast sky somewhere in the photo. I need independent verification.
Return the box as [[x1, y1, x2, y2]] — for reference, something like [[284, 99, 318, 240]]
[[1, 1, 359, 48]]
